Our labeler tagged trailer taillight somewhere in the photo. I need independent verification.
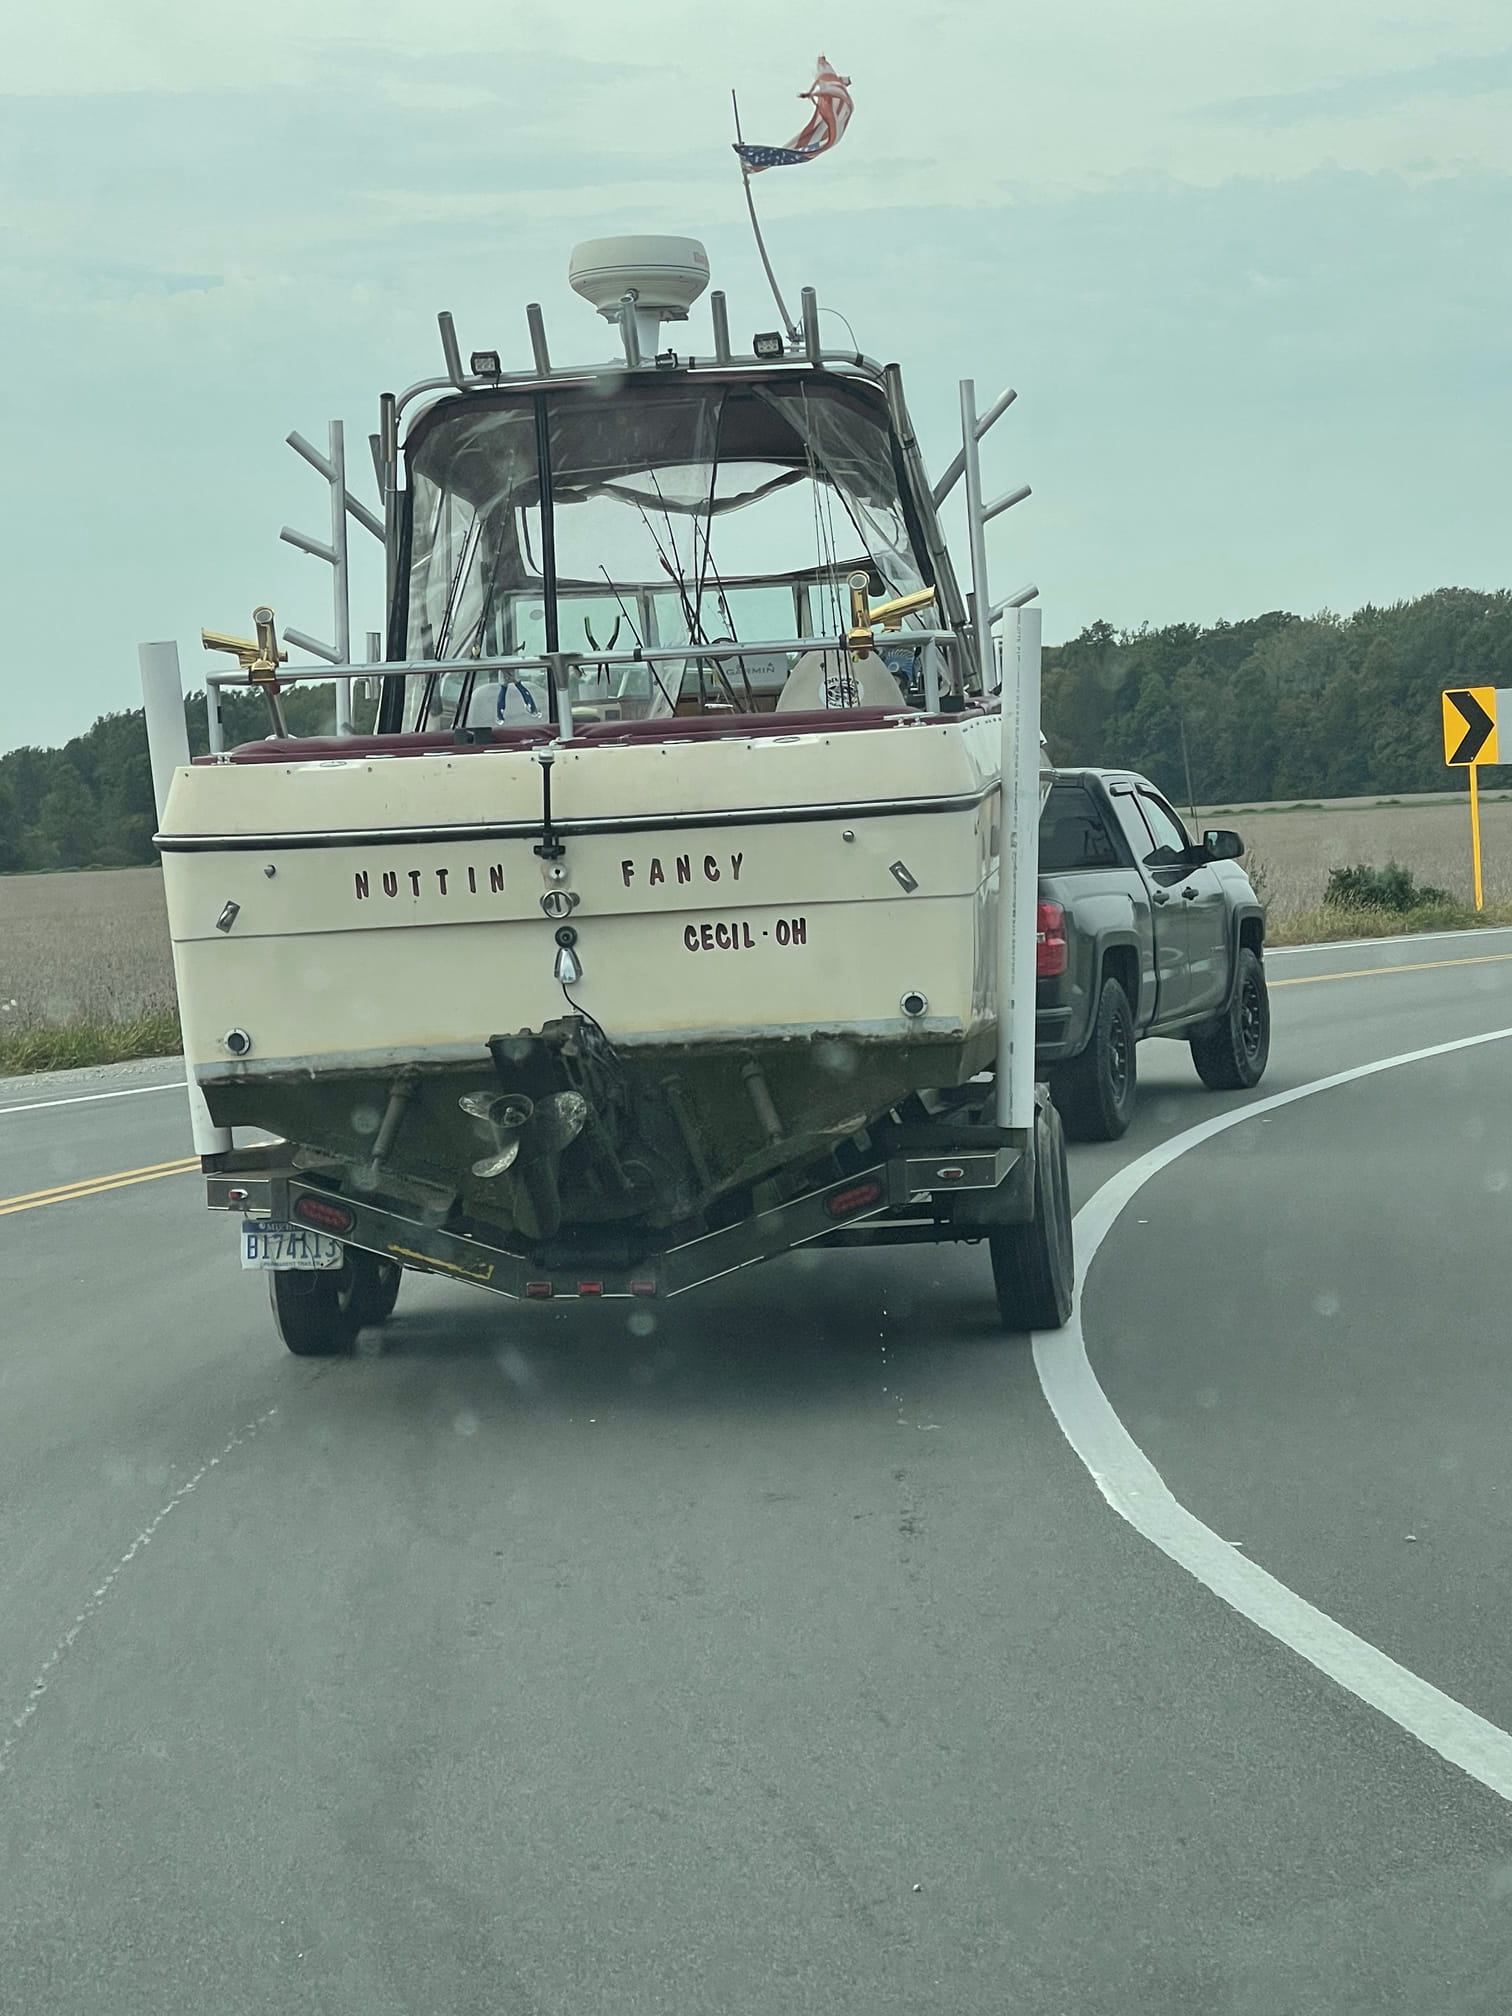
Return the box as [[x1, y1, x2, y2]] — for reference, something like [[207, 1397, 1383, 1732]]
[[294, 1194, 354, 1233], [826, 1180, 884, 1220], [1036, 902, 1068, 978]]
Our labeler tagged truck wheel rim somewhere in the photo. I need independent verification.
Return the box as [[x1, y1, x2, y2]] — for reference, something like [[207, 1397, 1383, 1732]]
[[1109, 1014, 1131, 1100], [1239, 975, 1264, 1056]]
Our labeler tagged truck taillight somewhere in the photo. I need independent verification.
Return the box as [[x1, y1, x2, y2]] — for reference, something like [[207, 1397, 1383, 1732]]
[[1036, 902, 1068, 977]]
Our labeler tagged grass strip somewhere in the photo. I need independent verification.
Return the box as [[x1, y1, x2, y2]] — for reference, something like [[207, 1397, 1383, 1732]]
[[1267, 898, 1512, 945], [0, 1011, 183, 1076]]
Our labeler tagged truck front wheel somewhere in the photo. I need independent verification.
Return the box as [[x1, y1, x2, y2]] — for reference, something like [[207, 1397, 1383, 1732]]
[[1050, 976, 1136, 1142], [1190, 946, 1270, 1091], [989, 1100, 1075, 1331]]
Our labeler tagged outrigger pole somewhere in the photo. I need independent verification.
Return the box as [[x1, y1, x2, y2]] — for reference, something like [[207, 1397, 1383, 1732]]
[[732, 91, 799, 340]]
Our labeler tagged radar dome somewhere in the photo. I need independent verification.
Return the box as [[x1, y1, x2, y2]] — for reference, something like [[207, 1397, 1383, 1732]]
[[568, 236, 710, 320]]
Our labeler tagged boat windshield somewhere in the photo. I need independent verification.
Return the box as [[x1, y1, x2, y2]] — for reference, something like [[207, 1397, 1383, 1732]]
[[398, 373, 936, 727]]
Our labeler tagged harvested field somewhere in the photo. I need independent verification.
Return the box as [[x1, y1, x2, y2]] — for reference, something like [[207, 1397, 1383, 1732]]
[[1198, 791, 1512, 917], [0, 793, 1505, 1059], [0, 867, 175, 1032]]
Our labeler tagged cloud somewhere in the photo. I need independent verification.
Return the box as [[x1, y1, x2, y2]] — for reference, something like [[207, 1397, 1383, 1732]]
[[80, 266, 223, 300], [1197, 46, 1512, 126]]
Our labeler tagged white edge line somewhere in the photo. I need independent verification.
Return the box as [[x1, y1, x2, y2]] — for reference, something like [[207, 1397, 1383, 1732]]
[[1268, 925, 1512, 956], [0, 1080, 185, 1118], [1034, 1023, 1512, 1804]]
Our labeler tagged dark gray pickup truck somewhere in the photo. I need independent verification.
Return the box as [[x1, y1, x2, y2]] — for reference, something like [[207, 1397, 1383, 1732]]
[[1035, 768, 1269, 1140]]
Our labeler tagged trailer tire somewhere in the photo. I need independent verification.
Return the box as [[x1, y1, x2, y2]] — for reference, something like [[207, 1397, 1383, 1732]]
[[347, 1251, 402, 1327], [1190, 946, 1270, 1092], [989, 1100, 1075, 1332], [270, 1260, 361, 1357], [1050, 975, 1136, 1142]]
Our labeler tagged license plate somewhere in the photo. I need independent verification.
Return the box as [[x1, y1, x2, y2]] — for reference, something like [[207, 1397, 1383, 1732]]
[[240, 1221, 343, 1270]]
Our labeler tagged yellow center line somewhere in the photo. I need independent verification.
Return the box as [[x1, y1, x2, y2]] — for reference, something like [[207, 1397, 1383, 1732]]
[[0, 1157, 199, 1217], [1271, 950, 1512, 988]]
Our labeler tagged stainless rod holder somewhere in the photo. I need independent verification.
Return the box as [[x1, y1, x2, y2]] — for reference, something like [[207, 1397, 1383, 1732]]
[[283, 625, 341, 666], [437, 311, 465, 386], [983, 483, 1032, 523], [800, 286, 822, 365], [527, 302, 552, 376], [710, 289, 732, 364], [975, 387, 1018, 439]]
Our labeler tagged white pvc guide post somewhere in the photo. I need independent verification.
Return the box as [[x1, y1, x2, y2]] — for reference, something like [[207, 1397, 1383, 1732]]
[[138, 641, 191, 825], [996, 606, 1042, 1130], [137, 640, 233, 1159]]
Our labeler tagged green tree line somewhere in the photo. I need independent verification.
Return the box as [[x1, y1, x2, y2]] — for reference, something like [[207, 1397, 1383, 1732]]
[[0, 686, 341, 873], [1043, 587, 1512, 807], [2, 586, 1509, 871]]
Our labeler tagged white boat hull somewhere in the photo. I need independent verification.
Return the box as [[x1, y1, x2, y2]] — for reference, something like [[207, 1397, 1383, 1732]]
[[160, 714, 1006, 1246]]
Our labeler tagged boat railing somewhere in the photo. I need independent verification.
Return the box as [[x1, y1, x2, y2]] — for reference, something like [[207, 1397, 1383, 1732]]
[[191, 629, 975, 748]]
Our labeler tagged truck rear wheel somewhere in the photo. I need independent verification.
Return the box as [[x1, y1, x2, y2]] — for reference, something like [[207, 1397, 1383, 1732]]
[[1190, 946, 1270, 1091], [1050, 976, 1136, 1142], [989, 1100, 1075, 1331]]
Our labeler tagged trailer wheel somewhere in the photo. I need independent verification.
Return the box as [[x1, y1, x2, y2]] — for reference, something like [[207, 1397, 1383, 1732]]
[[989, 1101, 1075, 1332], [270, 1260, 360, 1357], [1050, 976, 1136, 1142], [347, 1252, 402, 1327], [271, 1249, 401, 1355], [1190, 947, 1270, 1091]]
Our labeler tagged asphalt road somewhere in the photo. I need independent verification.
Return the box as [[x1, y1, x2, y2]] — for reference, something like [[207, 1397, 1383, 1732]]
[[5, 929, 1512, 2014]]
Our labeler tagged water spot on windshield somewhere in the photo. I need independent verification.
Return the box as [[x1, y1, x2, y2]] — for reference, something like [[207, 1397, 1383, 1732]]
[[494, 1345, 540, 1393]]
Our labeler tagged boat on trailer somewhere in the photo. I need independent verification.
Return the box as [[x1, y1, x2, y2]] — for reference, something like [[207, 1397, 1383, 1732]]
[[142, 232, 1074, 1354]]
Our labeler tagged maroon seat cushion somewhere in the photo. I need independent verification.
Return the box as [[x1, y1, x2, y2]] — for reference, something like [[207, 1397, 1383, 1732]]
[[571, 707, 907, 746], [205, 725, 558, 765]]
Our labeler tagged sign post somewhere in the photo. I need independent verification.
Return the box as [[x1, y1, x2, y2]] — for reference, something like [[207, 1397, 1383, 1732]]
[[1441, 687, 1507, 913]]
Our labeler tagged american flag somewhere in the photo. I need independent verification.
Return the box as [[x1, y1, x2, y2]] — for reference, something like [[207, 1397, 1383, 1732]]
[[734, 57, 853, 174]]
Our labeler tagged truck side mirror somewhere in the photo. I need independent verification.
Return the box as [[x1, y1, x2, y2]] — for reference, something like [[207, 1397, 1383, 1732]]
[[1202, 828, 1245, 862]]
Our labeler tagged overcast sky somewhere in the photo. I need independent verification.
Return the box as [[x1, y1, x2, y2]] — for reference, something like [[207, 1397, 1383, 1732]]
[[2, 1, 1509, 752]]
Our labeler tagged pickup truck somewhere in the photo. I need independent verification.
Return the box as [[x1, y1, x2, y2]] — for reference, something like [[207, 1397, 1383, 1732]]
[[1035, 768, 1269, 1140]]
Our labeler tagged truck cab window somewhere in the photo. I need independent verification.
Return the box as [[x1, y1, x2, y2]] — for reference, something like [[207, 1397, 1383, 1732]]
[[1134, 789, 1192, 866], [1039, 784, 1122, 870]]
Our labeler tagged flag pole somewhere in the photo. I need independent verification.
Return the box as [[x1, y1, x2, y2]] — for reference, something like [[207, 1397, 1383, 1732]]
[[732, 90, 799, 339]]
